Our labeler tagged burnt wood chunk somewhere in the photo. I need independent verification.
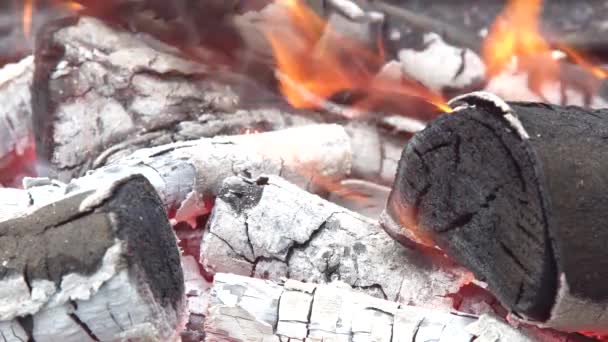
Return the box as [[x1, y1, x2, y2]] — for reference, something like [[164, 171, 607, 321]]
[[0, 174, 185, 341], [201, 175, 473, 309], [385, 92, 608, 333]]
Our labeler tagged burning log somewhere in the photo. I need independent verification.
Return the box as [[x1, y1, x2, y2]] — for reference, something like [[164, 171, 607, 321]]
[[201, 175, 472, 309], [0, 174, 185, 341], [0, 56, 35, 186], [31, 14, 408, 186], [384, 91, 608, 334], [205, 273, 570, 341], [52, 125, 351, 227]]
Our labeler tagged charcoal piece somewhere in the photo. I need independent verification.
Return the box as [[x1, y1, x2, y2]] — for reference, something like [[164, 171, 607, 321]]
[[385, 91, 608, 333], [0, 174, 185, 341]]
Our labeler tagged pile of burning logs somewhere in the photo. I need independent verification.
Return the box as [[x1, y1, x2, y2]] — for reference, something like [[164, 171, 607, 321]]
[[1, 0, 608, 341]]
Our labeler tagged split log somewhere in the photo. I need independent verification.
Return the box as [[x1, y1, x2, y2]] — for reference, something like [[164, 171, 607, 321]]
[[205, 273, 583, 342], [384, 91, 608, 334], [201, 175, 473, 309], [0, 174, 185, 341], [0, 56, 35, 186]]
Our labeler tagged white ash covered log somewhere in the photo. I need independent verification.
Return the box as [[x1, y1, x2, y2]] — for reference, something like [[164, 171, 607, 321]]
[[201, 175, 472, 309], [384, 91, 608, 334], [0, 56, 35, 186], [57, 125, 351, 227], [204, 273, 572, 342], [32, 15, 316, 181], [0, 174, 185, 341], [31, 14, 407, 186]]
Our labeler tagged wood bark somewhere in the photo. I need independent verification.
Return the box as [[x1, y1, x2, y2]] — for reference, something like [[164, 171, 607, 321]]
[[0, 174, 185, 341], [201, 175, 473, 310], [385, 91, 608, 334], [204, 273, 588, 342]]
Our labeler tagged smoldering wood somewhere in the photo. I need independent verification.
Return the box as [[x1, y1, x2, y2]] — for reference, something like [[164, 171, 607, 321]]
[[57, 125, 351, 228], [205, 272, 567, 342], [0, 174, 185, 341], [32, 15, 247, 181], [0, 56, 35, 186], [180, 255, 210, 342], [201, 175, 473, 310], [31, 14, 409, 186], [385, 91, 608, 333]]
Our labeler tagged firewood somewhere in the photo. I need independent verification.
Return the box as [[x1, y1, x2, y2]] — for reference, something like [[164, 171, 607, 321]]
[[201, 175, 472, 309], [385, 91, 608, 334], [15, 125, 349, 229], [205, 272, 568, 342], [31, 15, 410, 187], [0, 56, 34, 186], [0, 174, 185, 341]]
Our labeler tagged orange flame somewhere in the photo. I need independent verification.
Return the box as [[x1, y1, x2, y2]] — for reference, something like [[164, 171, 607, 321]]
[[23, 0, 34, 38], [484, 0, 607, 86], [482, 0, 554, 78], [264, 0, 450, 114], [22, 1, 84, 39], [560, 46, 608, 79]]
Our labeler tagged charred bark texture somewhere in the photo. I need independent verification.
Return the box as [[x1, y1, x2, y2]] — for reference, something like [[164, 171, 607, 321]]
[[0, 174, 185, 341], [386, 92, 608, 333]]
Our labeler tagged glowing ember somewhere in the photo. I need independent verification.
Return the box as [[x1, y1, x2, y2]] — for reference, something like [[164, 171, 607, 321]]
[[264, 0, 450, 114]]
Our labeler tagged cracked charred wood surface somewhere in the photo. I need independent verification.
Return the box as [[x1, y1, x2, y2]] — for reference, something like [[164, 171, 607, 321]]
[[32, 15, 320, 181], [385, 94, 608, 334], [0, 174, 185, 342], [204, 273, 559, 342], [0, 56, 35, 186], [201, 175, 472, 309]]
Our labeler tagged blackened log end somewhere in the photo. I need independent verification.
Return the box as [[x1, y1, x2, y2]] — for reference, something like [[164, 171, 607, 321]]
[[387, 106, 557, 321], [109, 176, 185, 311]]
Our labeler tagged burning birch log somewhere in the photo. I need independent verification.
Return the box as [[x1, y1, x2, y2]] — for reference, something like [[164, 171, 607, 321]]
[[201, 175, 472, 309], [0, 174, 185, 341], [205, 273, 565, 342], [385, 91, 608, 334]]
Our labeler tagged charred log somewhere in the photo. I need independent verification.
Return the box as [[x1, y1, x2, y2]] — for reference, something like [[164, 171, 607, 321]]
[[20, 125, 351, 228], [385, 91, 608, 334], [205, 273, 587, 341], [0, 174, 185, 341], [201, 175, 473, 309], [30, 14, 407, 186]]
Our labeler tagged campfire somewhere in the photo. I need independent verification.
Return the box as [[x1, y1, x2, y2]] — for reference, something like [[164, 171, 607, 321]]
[[1, 0, 608, 341]]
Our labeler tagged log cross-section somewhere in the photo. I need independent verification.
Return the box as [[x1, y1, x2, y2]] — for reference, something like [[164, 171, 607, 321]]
[[386, 92, 608, 333], [0, 174, 185, 341]]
